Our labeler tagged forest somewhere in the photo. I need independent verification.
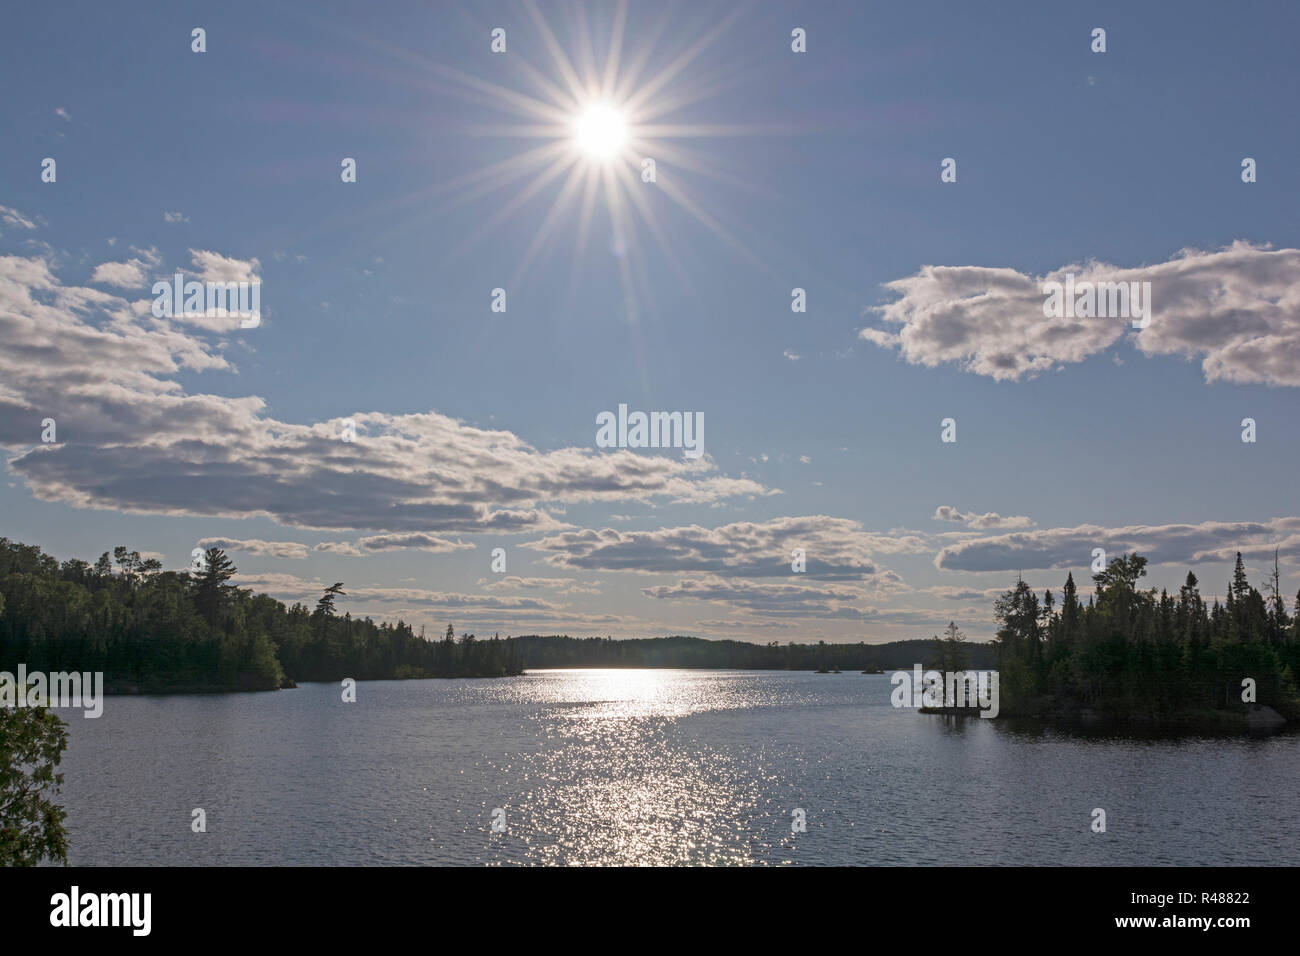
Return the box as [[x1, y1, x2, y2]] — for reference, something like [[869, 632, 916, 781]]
[[988, 551, 1300, 726], [0, 538, 522, 692]]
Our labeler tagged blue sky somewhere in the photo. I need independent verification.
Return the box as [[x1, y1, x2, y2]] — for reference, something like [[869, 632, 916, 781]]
[[2, 0, 1299, 642]]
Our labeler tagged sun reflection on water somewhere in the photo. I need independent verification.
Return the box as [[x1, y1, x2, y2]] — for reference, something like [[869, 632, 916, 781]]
[[501, 669, 790, 865]]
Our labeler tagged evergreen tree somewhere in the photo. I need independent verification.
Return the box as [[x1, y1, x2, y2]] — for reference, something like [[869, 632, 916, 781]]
[[314, 583, 346, 618], [932, 621, 969, 676], [1060, 572, 1082, 642], [193, 547, 237, 626]]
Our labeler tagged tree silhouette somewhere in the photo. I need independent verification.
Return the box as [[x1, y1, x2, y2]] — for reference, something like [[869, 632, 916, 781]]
[[193, 547, 237, 626], [314, 582, 346, 618]]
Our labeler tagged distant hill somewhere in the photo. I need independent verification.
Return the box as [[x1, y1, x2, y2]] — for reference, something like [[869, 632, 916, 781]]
[[513, 634, 996, 671]]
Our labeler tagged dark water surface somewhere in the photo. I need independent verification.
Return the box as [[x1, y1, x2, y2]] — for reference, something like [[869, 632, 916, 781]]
[[54, 669, 1300, 865]]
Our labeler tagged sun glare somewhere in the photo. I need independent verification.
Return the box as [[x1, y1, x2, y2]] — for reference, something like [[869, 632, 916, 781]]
[[364, 1, 765, 315], [573, 102, 627, 160]]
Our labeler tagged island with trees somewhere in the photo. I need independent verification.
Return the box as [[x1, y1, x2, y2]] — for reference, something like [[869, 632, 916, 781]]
[[985, 551, 1300, 733]]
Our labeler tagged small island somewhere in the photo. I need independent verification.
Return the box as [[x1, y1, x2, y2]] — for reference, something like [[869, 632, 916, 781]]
[[965, 551, 1300, 734]]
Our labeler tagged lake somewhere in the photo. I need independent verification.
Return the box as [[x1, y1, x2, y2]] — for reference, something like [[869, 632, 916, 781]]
[[54, 669, 1300, 865]]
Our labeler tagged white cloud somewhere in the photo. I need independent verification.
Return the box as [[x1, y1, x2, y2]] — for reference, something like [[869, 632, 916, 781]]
[[0, 205, 37, 231], [89, 247, 162, 290], [696, 618, 793, 630], [858, 327, 898, 349], [197, 537, 310, 559], [91, 258, 149, 289], [316, 533, 474, 554], [478, 575, 601, 595], [935, 516, 1300, 572], [643, 576, 864, 612], [526, 515, 926, 580], [861, 242, 1300, 387], [933, 505, 1034, 530], [188, 249, 258, 284]]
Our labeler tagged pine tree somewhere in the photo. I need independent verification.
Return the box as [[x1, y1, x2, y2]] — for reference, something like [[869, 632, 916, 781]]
[[1060, 572, 1081, 642], [314, 583, 346, 618], [193, 547, 237, 626], [933, 621, 969, 677], [1231, 552, 1250, 602]]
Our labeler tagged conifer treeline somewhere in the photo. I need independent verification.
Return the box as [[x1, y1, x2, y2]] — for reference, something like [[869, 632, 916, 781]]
[[993, 551, 1300, 720], [12, 535, 1294, 718], [0, 539, 522, 692]]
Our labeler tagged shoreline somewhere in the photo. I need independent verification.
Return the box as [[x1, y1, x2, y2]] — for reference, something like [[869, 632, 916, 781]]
[[91, 665, 905, 695], [921, 702, 1294, 737]]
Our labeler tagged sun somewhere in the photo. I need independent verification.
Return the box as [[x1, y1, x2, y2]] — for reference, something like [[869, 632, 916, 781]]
[[342, 2, 771, 316], [573, 102, 628, 161]]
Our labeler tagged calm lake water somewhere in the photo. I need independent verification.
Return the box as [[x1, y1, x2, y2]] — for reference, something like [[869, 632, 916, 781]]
[[54, 669, 1300, 865]]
